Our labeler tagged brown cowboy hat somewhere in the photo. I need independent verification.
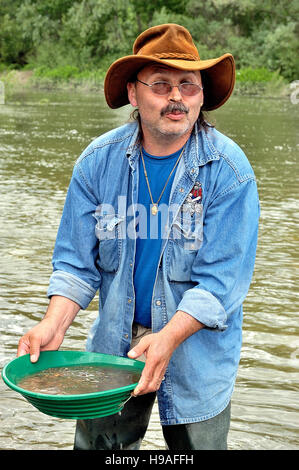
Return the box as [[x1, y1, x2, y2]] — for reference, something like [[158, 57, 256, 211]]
[[104, 23, 235, 111]]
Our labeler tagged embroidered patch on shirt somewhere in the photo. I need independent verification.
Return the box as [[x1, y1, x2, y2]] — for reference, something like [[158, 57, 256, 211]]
[[183, 181, 203, 216]]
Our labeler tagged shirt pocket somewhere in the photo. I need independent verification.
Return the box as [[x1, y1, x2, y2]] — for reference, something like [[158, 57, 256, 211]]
[[94, 212, 124, 273], [167, 206, 203, 282]]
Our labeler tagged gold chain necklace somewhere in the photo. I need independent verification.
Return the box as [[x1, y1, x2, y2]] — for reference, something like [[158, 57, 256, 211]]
[[140, 145, 185, 215]]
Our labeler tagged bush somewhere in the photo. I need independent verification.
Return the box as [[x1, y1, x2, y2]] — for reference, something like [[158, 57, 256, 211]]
[[235, 67, 288, 97], [236, 67, 282, 83], [30, 64, 106, 90], [34, 65, 79, 80]]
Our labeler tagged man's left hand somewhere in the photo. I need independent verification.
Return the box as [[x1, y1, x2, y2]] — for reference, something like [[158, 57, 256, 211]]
[[127, 331, 174, 395], [127, 310, 205, 396]]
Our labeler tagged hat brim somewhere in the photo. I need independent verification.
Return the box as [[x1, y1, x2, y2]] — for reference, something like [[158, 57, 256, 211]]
[[104, 53, 235, 111]]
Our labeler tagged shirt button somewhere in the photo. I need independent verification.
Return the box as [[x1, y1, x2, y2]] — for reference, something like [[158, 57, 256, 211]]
[[128, 298, 132, 303], [155, 300, 161, 306], [124, 334, 129, 339], [179, 187, 185, 193]]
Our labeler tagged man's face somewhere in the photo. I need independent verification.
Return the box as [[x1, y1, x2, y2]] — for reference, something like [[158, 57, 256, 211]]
[[127, 64, 203, 144]]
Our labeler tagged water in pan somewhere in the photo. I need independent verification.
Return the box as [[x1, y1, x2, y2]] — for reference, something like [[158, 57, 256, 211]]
[[17, 365, 140, 395]]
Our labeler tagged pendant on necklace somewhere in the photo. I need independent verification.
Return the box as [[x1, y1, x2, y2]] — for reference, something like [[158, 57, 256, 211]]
[[151, 204, 158, 215]]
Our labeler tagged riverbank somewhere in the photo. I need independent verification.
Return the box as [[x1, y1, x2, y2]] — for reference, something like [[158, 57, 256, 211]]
[[0, 66, 291, 99], [0, 68, 105, 96]]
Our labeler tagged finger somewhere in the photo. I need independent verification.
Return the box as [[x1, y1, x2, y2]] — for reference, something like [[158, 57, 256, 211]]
[[132, 375, 150, 396], [29, 336, 42, 363], [131, 360, 153, 396], [17, 338, 30, 358], [132, 375, 164, 396], [132, 363, 166, 396], [127, 335, 151, 359]]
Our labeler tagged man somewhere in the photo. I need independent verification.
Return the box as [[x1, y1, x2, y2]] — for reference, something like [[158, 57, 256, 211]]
[[17, 24, 259, 450]]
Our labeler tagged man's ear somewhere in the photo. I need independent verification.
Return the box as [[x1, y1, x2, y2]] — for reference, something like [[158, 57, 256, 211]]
[[127, 82, 138, 107]]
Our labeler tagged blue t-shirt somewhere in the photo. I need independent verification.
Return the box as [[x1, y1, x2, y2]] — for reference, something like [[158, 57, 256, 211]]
[[133, 146, 183, 327]]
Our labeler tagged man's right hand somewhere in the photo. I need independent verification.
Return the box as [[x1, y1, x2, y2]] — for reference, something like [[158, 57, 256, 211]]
[[17, 295, 81, 363], [17, 317, 65, 363]]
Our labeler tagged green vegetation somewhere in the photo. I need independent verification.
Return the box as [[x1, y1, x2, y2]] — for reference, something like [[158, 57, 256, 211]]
[[0, 0, 298, 94]]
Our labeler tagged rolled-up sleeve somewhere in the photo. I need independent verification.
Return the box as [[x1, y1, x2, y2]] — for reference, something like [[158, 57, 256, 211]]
[[177, 178, 260, 330], [47, 270, 97, 310], [47, 156, 101, 309]]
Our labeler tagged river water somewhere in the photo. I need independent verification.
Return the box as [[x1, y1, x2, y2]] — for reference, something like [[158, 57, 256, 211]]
[[0, 89, 298, 450]]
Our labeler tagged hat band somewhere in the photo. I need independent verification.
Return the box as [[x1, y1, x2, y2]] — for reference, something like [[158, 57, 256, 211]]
[[146, 52, 200, 61]]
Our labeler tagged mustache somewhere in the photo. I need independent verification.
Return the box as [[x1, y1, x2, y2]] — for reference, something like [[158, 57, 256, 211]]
[[160, 102, 189, 116]]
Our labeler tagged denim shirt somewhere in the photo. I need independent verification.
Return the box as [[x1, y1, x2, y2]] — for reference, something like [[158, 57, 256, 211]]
[[48, 121, 259, 425]]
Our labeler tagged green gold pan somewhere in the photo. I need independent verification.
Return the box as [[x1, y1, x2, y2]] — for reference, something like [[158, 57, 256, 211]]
[[2, 350, 144, 419]]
